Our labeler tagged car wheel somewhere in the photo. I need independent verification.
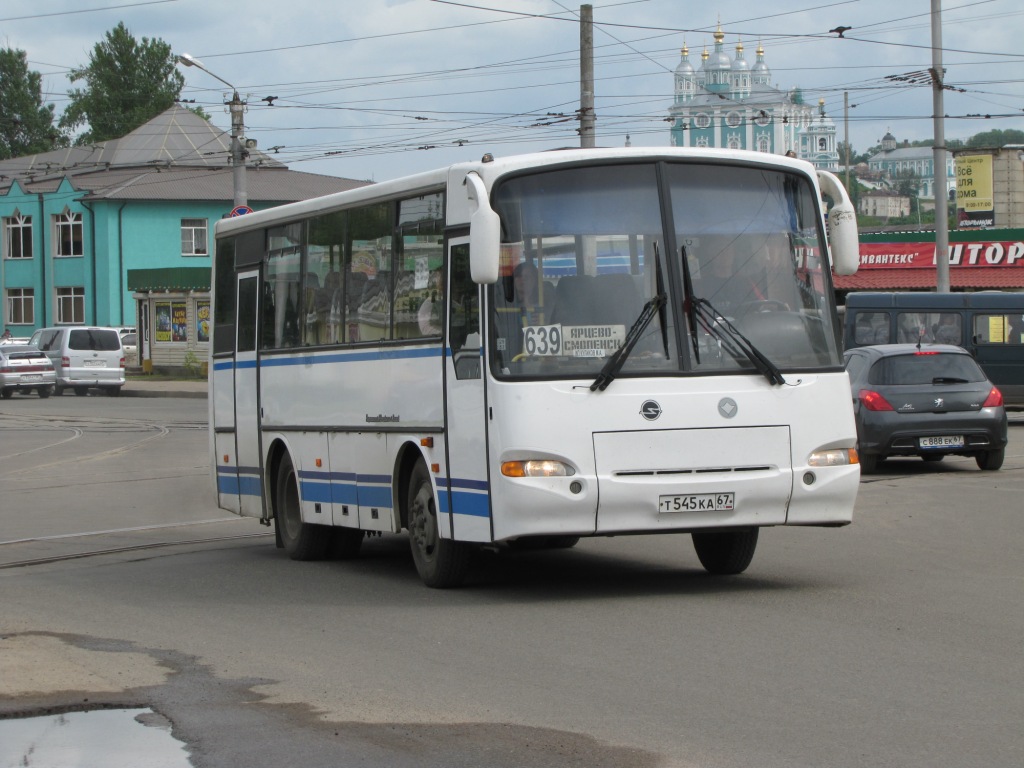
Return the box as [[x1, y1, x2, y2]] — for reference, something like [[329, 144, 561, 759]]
[[54, 385, 65, 396], [74, 387, 89, 396], [38, 386, 52, 399], [975, 448, 1005, 471], [692, 528, 759, 575], [0, 389, 12, 399], [859, 453, 880, 474]]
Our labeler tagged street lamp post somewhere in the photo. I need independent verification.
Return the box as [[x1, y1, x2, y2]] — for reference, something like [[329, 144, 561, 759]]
[[177, 53, 247, 208]]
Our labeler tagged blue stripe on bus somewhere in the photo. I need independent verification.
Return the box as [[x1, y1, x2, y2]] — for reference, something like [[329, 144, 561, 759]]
[[221, 464, 487, 517], [215, 346, 444, 372], [449, 489, 491, 518], [299, 480, 334, 504]]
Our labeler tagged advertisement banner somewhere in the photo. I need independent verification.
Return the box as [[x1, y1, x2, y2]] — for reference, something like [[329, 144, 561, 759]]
[[155, 302, 172, 342], [859, 239, 1024, 269], [955, 154, 995, 229]]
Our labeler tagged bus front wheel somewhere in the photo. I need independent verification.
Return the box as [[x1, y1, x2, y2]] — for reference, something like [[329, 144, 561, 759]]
[[275, 454, 329, 560], [407, 460, 470, 588], [692, 528, 758, 575]]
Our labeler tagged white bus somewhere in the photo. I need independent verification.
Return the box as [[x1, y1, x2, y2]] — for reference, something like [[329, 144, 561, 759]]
[[210, 147, 862, 587]]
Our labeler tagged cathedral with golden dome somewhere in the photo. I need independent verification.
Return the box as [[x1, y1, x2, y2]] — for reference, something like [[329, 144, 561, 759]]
[[669, 26, 839, 170]]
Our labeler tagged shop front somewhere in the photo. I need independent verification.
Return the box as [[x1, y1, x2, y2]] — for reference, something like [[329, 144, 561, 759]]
[[127, 268, 211, 375]]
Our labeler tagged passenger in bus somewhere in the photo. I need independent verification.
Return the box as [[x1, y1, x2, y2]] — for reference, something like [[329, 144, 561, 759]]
[[513, 261, 546, 326], [695, 238, 765, 315]]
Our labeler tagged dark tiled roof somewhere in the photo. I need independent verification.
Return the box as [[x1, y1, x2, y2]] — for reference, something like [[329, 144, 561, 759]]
[[834, 268, 1024, 290], [0, 105, 368, 201]]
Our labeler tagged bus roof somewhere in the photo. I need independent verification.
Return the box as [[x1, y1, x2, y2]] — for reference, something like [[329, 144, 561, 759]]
[[215, 146, 817, 239]]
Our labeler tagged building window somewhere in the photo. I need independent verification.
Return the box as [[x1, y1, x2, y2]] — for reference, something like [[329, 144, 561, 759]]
[[6, 288, 34, 325], [181, 218, 209, 256], [54, 210, 83, 257], [757, 135, 770, 153], [726, 111, 742, 128], [55, 287, 85, 324], [155, 300, 189, 342], [4, 213, 32, 259], [694, 113, 711, 129]]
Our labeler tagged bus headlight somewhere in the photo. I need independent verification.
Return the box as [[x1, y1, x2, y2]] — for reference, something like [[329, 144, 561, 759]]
[[501, 460, 575, 478], [808, 448, 859, 467]]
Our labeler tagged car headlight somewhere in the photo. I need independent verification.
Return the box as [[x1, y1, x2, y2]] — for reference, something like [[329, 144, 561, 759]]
[[501, 460, 575, 478], [808, 448, 859, 467]]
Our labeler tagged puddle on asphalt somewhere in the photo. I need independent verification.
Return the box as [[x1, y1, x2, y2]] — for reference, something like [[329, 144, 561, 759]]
[[0, 708, 191, 767]]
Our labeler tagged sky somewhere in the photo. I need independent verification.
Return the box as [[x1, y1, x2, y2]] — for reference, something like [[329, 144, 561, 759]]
[[3, 0, 1023, 182]]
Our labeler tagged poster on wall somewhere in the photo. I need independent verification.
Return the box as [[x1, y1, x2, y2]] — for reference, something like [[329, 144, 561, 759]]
[[155, 303, 172, 342], [172, 302, 188, 342], [196, 301, 210, 343], [956, 154, 995, 229]]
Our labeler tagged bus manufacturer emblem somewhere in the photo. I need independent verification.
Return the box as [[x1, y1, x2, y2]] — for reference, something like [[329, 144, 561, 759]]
[[640, 400, 662, 420], [718, 397, 738, 419]]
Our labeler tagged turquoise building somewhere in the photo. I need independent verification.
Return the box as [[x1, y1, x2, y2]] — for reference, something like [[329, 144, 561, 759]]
[[668, 26, 839, 170], [0, 106, 364, 367]]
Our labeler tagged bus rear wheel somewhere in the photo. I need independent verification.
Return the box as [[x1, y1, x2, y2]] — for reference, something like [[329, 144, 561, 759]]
[[407, 460, 470, 588], [692, 528, 758, 575], [275, 453, 329, 560]]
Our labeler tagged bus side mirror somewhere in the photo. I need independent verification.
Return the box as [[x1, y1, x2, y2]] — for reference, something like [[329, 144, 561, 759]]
[[818, 171, 859, 276], [465, 173, 500, 284]]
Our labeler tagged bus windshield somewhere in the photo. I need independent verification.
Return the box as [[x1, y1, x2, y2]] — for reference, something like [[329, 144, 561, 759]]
[[488, 161, 841, 381]]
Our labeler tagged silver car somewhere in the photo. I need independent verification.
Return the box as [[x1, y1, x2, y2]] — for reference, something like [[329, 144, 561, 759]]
[[0, 345, 56, 398]]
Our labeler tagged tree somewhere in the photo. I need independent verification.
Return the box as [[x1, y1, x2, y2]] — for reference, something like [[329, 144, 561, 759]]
[[59, 22, 185, 144], [966, 129, 1024, 148], [0, 48, 65, 159]]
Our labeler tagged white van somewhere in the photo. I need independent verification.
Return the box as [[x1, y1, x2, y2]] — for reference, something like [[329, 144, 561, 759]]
[[29, 326, 126, 396]]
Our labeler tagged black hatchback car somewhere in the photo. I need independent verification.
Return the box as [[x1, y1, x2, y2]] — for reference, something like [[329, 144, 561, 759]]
[[844, 344, 1008, 473]]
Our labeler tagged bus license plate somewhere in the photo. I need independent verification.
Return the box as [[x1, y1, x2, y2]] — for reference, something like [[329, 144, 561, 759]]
[[920, 435, 964, 449], [659, 493, 735, 513]]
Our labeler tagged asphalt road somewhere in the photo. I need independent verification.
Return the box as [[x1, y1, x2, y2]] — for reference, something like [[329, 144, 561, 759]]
[[1, 395, 1022, 768]]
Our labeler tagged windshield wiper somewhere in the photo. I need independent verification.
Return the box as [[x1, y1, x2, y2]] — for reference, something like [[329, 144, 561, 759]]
[[679, 245, 700, 363], [690, 296, 786, 386], [590, 291, 666, 392]]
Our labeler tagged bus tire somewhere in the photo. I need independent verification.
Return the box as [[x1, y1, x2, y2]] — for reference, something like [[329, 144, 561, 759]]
[[275, 454, 329, 561], [407, 460, 470, 588], [975, 448, 1004, 471], [692, 528, 758, 575]]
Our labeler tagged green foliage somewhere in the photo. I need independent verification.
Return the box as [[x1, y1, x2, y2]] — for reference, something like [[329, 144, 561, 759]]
[[59, 22, 185, 144], [182, 350, 203, 378], [0, 48, 66, 158], [966, 129, 1024, 148]]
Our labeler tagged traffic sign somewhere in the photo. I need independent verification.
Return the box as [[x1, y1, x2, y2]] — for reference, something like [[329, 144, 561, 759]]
[[229, 205, 254, 217]]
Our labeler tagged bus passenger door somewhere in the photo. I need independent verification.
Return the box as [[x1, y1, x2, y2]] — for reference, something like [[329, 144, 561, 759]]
[[441, 239, 492, 543], [234, 270, 265, 519]]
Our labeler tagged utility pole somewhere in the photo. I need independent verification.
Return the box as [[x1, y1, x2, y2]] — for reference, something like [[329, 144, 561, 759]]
[[931, 0, 950, 292], [177, 53, 248, 209], [579, 4, 595, 148], [844, 92, 851, 192]]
